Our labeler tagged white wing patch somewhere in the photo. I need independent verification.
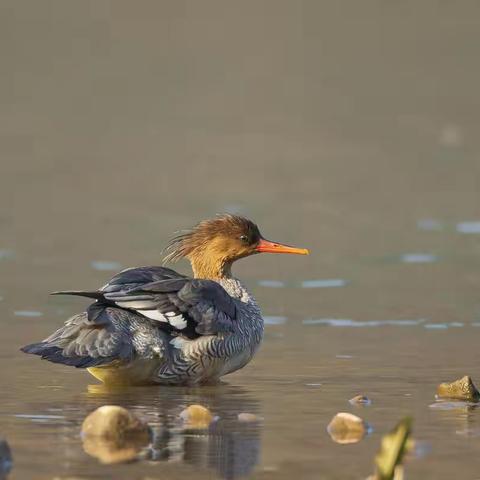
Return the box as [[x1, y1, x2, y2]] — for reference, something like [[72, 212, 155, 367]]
[[166, 313, 187, 330], [141, 310, 168, 322], [115, 301, 154, 309], [140, 310, 187, 329]]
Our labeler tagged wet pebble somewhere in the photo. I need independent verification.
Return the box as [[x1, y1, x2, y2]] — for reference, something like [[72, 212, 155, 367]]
[[349, 395, 372, 406], [179, 405, 214, 430], [81, 406, 150, 464], [82, 405, 149, 438], [0, 438, 12, 479], [237, 413, 260, 423], [327, 412, 369, 444], [436, 376, 480, 402]]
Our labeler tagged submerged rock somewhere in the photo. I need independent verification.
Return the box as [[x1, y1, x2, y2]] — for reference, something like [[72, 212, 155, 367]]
[[237, 412, 260, 423], [81, 406, 150, 464], [436, 376, 480, 402], [81, 405, 150, 439], [349, 395, 372, 406], [180, 404, 214, 430], [327, 412, 369, 444], [0, 438, 12, 479]]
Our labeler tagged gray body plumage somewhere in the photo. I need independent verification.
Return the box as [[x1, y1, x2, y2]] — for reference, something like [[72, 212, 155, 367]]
[[22, 268, 264, 385], [155, 278, 263, 384]]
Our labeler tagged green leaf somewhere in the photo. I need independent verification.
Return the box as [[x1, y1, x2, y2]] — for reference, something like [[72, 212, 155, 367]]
[[374, 417, 412, 480]]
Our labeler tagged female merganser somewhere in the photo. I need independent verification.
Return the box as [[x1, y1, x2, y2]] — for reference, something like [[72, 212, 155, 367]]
[[22, 215, 308, 385]]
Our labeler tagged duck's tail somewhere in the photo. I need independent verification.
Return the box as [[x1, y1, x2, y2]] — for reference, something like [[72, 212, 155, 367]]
[[50, 290, 103, 300]]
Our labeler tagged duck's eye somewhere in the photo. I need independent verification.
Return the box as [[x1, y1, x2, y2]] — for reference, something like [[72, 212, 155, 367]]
[[239, 234, 249, 243]]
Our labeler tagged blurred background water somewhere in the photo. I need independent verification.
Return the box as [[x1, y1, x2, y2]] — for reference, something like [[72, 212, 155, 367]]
[[1, 1, 480, 479]]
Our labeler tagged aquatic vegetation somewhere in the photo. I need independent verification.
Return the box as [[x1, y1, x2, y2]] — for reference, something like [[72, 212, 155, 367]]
[[369, 417, 412, 480]]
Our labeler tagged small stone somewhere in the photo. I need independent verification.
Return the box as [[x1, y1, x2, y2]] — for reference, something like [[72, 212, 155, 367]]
[[81, 406, 150, 464], [327, 412, 368, 444], [436, 376, 480, 402], [179, 405, 214, 429], [237, 412, 260, 422], [0, 438, 12, 478], [349, 395, 372, 406], [82, 405, 150, 440]]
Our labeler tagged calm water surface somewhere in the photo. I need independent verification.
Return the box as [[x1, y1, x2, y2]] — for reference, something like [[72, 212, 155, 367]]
[[2, 2, 480, 479]]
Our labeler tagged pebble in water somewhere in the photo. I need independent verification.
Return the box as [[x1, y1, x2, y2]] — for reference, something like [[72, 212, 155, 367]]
[[179, 405, 214, 430], [81, 405, 150, 464], [237, 413, 260, 423], [349, 395, 372, 406], [436, 376, 480, 402], [327, 412, 369, 444], [0, 438, 12, 480]]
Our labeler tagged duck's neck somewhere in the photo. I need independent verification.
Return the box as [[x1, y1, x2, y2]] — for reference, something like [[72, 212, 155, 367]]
[[189, 254, 233, 280]]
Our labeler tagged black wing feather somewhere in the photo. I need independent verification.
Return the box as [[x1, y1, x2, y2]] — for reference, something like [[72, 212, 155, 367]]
[[48, 266, 237, 338]]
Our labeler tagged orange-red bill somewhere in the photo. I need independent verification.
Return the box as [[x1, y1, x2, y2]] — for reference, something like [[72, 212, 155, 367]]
[[255, 238, 309, 255]]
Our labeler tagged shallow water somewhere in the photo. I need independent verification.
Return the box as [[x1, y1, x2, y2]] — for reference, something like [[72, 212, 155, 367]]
[[2, 1, 480, 479]]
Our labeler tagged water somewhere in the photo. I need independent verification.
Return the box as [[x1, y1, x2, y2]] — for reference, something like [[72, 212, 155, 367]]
[[2, 1, 480, 479]]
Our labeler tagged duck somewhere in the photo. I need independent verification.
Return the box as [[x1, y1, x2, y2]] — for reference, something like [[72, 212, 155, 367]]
[[21, 215, 309, 385]]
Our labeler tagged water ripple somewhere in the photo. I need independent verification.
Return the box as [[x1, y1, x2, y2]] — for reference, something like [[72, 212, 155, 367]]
[[303, 318, 425, 327], [264, 316, 287, 325], [14, 310, 43, 318], [258, 280, 286, 288], [301, 279, 348, 288], [456, 221, 480, 234], [401, 253, 437, 264], [417, 219, 444, 231], [91, 260, 122, 271]]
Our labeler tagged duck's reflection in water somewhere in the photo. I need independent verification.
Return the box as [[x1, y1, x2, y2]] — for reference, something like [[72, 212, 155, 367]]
[[84, 383, 262, 480]]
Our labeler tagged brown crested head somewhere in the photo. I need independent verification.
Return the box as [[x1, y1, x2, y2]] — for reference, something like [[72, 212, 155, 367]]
[[163, 214, 308, 279]]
